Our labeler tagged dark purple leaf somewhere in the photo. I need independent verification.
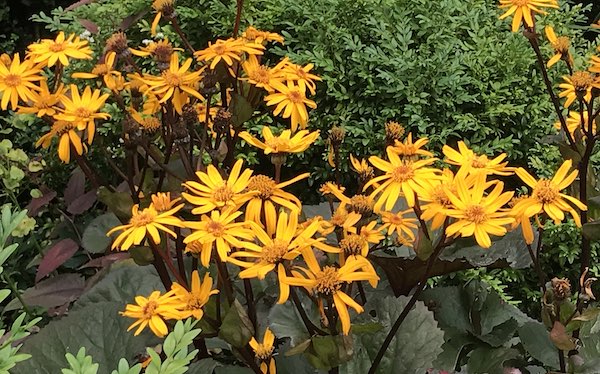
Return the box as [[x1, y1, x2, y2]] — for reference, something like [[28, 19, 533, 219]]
[[67, 189, 97, 215], [64, 168, 86, 206], [36, 239, 80, 283], [5, 274, 85, 311], [120, 10, 149, 31], [65, 0, 97, 11], [79, 252, 130, 269], [27, 186, 57, 216], [78, 19, 99, 34]]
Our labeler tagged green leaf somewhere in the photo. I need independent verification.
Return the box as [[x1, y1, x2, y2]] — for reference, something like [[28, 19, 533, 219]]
[[432, 329, 476, 371], [518, 321, 560, 369], [218, 299, 254, 348], [341, 296, 444, 374], [582, 221, 600, 241], [304, 335, 353, 371], [82, 213, 122, 254], [97, 187, 133, 222], [467, 347, 519, 374], [230, 93, 254, 127], [14, 302, 158, 374], [187, 358, 221, 373], [268, 301, 317, 346]]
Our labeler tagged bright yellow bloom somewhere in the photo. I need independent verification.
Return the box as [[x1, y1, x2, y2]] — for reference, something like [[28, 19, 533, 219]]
[[365, 147, 439, 210], [419, 169, 458, 230], [71, 51, 122, 89], [241, 55, 285, 92], [265, 81, 317, 131], [131, 38, 182, 61], [444, 176, 515, 248], [443, 141, 512, 178], [513, 160, 586, 241], [350, 154, 374, 182], [554, 110, 591, 138], [381, 209, 418, 238], [152, 192, 182, 212], [243, 26, 284, 45], [280, 58, 321, 96], [36, 120, 84, 163], [239, 127, 319, 154], [0, 53, 43, 110], [390, 133, 433, 158], [183, 159, 255, 214], [498, 0, 559, 33], [250, 328, 277, 374], [151, 0, 175, 36], [195, 38, 265, 70], [184, 209, 255, 266], [107, 203, 184, 251], [545, 26, 572, 68], [121, 290, 184, 337], [245, 173, 309, 234], [281, 256, 379, 335], [559, 72, 596, 108], [18, 79, 63, 117], [54, 84, 110, 144], [140, 53, 204, 114], [171, 271, 219, 319], [27, 31, 92, 67], [591, 55, 600, 74]]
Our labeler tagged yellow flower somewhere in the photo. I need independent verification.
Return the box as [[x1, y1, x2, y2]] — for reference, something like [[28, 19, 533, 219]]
[[498, 0, 559, 33], [194, 38, 265, 70], [171, 271, 218, 319], [121, 290, 184, 337], [152, 192, 182, 212], [513, 160, 586, 230], [0, 53, 43, 110], [554, 110, 590, 138], [36, 120, 84, 163], [139, 53, 204, 114], [107, 203, 184, 251], [591, 55, 600, 74], [390, 133, 433, 158], [281, 256, 379, 335], [18, 79, 63, 117], [419, 169, 458, 230], [250, 328, 277, 374], [151, 0, 176, 36], [131, 38, 182, 62], [322, 204, 362, 236], [184, 209, 255, 266], [559, 72, 596, 108], [444, 176, 515, 248], [239, 127, 319, 154], [545, 26, 572, 68], [245, 173, 309, 234], [264, 81, 317, 131], [381, 209, 418, 238], [53, 84, 110, 144], [242, 26, 284, 45], [183, 159, 255, 214], [443, 141, 512, 178], [280, 59, 321, 96], [241, 55, 285, 92], [27, 31, 92, 67], [71, 51, 122, 89], [365, 147, 439, 210]]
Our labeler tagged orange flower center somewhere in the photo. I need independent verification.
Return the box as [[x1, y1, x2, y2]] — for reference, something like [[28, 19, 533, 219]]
[[212, 185, 234, 203], [471, 155, 489, 169], [465, 205, 487, 224], [265, 137, 290, 151], [254, 344, 274, 360], [553, 37, 570, 53], [331, 209, 349, 227], [52, 121, 77, 136], [391, 164, 415, 183], [92, 64, 110, 75], [75, 107, 92, 118], [142, 300, 158, 318], [140, 117, 161, 131], [3, 73, 21, 87], [340, 234, 366, 256], [162, 71, 181, 87], [511, 0, 531, 6], [348, 194, 373, 215], [570, 71, 594, 91], [533, 180, 559, 204], [212, 44, 227, 55], [249, 66, 271, 84], [49, 42, 66, 52], [260, 239, 289, 263], [314, 266, 341, 295], [185, 293, 206, 310], [130, 209, 156, 227], [206, 220, 225, 237], [248, 175, 277, 199], [287, 89, 304, 103]]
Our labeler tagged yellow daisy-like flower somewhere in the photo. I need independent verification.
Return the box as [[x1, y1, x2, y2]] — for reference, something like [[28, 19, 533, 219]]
[[194, 38, 265, 70], [152, 192, 182, 212], [365, 147, 440, 210], [27, 31, 93, 67], [239, 127, 319, 154], [443, 141, 512, 178], [171, 270, 219, 320], [0, 53, 43, 110], [512, 160, 586, 242], [590, 55, 600, 74], [350, 154, 375, 183], [321, 204, 362, 236], [498, 0, 559, 33], [151, 0, 176, 36], [121, 290, 184, 337], [559, 71, 596, 108], [18, 79, 63, 117], [444, 176, 515, 248], [554, 110, 590, 138], [419, 169, 458, 230], [35, 120, 84, 163], [53, 84, 110, 144], [281, 255, 379, 335], [245, 173, 309, 234], [131, 38, 182, 62], [545, 26, 572, 68], [381, 209, 418, 238], [107, 203, 184, 251], [250, 328, 277, 374], [140, 53, 204, 114], [243, 26, 284, 45], [183, 159, 255, 214], [241, 55, 285, 92], [71, 51, 122, 89], [184, 209, 255, 266], [264, 81, 317, 131], [280, 58, 321, 96], [390, 133, 433, 158]]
